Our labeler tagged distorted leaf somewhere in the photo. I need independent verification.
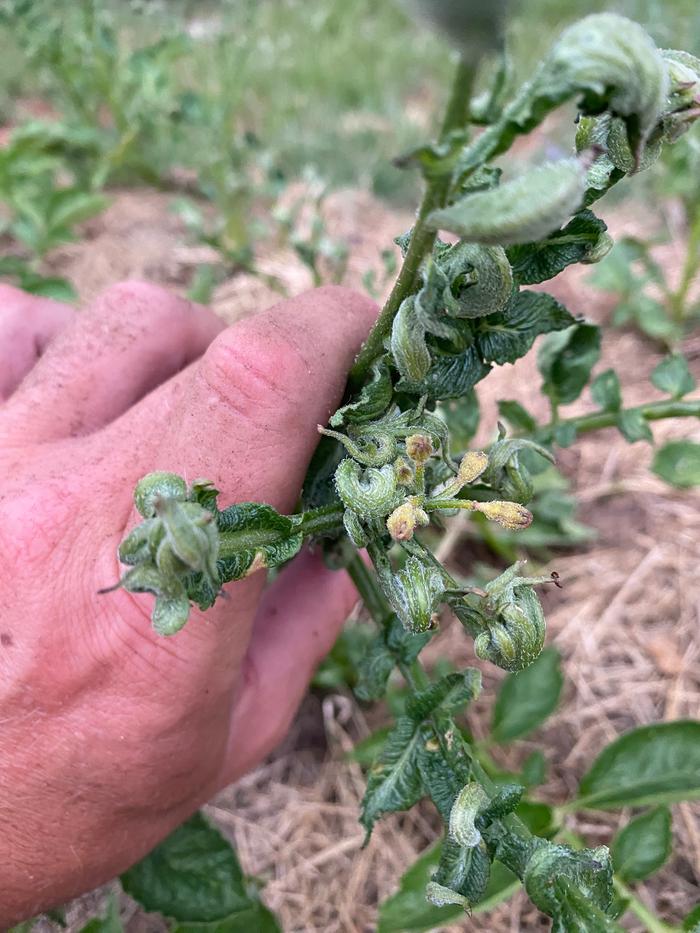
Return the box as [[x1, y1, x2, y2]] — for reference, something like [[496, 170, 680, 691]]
[[507, 210, 609, 284], [477, 291, 575, 365], [428, 159, 586, 246]]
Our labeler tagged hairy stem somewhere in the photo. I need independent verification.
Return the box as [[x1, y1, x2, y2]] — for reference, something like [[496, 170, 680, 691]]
[[347, 57, 475, 392], [295, 502, 345, 538]]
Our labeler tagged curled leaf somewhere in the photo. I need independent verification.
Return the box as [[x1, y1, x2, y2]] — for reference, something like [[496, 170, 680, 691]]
[[440, 242, 513, 318], [335, 459, 400, 520], [449, 782, 489, 848], [391, 295, 432, 382], [428, 159, 586, 246], [385, 555, 444, 634]]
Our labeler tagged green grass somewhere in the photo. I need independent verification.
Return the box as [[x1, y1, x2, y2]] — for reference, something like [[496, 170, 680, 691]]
[[1, 0, 697, 207]]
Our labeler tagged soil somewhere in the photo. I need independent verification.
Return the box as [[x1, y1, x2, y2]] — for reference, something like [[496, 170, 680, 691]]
[[45, 185, 700, 933]]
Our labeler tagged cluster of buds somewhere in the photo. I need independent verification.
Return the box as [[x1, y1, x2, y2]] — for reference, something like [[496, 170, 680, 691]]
[[450, 561, 556, 671], [105, 472, 220, 635]]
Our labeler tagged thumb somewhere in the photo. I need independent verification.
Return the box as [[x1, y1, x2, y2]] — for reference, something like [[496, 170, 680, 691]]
[[158, 285, 377, 511]]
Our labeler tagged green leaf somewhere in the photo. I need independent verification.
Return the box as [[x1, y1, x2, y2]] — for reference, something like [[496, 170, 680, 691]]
[[455, 14, 666, 178], [215, 502, 303, 584], [551, 877, 624, 933], [611, 806, 672, 881], [433, 837, 491, 906], [498, 400, 537, 433], [491, 647, 563, 743], [439, 389, 480, 449], [397, 346, 490, 400], [330, 360, 393, 426], [477, 291, 576, 365], [48, 188, 108, 230], [651, 355, 696, 399], [406, 670, 482, 721], [652, 441, 700, 488], [590, 370, 621, 412], [520, 750, 547, 788], [616, 409, 653, 444], [576, 720, 700, 809], [428, 159, 586, 246], [538, 323, 601, 406], [121, 813, 278, 929], [683, 904, 700, 932], [507, 210, 609, 285], [360, 717, 426, 836], [377, 846, 518, 933], [354, 634, 396, 702]]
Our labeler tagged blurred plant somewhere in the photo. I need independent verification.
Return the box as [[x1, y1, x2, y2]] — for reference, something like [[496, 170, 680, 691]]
[[590, 128, 700, 348]]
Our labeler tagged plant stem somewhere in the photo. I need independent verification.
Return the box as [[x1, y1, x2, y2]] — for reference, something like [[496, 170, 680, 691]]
[[295, 502, 345, 538], [669, 204, 700, 324], [347, 57, 475, 392], [613, 879, 681, 933], [540, 398, 700, 440], [346, 552, 393, 624]]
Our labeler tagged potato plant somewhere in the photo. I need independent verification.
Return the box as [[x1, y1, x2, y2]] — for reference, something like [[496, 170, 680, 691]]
[[82, 9, 700, 932]]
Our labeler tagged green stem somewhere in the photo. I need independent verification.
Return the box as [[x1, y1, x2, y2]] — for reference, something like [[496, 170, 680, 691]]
[[540, 398, 700, 440], [613, 878, 680, 933], [669, 205, 700, 324], [347, 551, 393, 624], [295, 502, 345, 538], [347, 57, 475, 392]]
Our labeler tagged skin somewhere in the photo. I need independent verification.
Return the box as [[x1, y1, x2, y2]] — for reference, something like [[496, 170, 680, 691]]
[[0, 281, 377, 925]]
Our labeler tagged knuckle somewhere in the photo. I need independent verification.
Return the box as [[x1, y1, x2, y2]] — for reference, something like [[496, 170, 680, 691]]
[[200, 323, 307, 419], [93, 280, 193, 332]]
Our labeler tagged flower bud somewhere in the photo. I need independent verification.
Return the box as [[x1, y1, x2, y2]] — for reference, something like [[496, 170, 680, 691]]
[[473, 500, 533, 530], [406, 433, 434, 464], [458, 450, 489, 485], [154, 498, 220, 584], [134, 471, 187, 519], [386, 499, 430, 542], [394, 456, 415, 485]]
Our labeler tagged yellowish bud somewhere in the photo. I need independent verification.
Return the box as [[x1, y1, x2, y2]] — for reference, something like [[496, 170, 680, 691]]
[[475, 500, 533, 530], [405, 433, 434, 464], [394, 456, 415, 485], [386, 501, 418, 541], [457, 450, 489, 486]]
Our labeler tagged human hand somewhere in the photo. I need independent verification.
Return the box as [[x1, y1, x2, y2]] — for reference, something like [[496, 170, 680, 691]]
[[0, 281, 376, 924]]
